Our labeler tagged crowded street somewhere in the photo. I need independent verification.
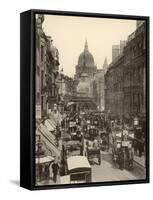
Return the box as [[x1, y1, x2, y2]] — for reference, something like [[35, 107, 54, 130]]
[[36, 105, 146, 185], [36, 143, 145, 186], [35, 14, 147, 186]]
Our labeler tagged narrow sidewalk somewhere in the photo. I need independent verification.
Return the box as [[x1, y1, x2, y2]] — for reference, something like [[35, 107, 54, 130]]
[[133, 155, 145, 168], [36, 174, 61, 186]]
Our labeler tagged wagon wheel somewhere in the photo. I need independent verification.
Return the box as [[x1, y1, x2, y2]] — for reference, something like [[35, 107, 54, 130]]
[[86, 150, 89, 159], [128, 151, 134, 170], [113, 154, 118, 168], [98, 152, 101, 165], [128, 158, 134, 170]]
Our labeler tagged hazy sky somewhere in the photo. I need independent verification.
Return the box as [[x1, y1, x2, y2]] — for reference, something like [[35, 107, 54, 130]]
[[42, 15, 136, 77]]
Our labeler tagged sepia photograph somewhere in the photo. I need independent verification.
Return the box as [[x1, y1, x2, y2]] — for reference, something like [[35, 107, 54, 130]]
[[35, 12, 148, 187]]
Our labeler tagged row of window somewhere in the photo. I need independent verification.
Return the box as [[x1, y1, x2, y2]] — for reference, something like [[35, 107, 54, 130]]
[[105, 93, 144, 114], [125, 37, 145, 59]]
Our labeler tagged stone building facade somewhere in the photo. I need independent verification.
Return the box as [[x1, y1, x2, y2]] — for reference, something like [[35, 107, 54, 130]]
[[105, 54, 124, 117], [93, 69, 105, 111], [77, 73, 94, 98], [35, 14, 60, 119], [56, 73, 77, 112], [112, 45, 120, 62], [105, 21, 146, 119]]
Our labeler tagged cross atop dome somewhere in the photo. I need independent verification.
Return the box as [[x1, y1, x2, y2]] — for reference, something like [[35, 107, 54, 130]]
[[84, 39, 88, 51]]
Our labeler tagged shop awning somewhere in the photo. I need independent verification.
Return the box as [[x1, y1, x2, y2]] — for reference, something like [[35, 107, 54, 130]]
[[44, 119, 55, 131], [36, 122, 60, 157], [67, 102, 75, 107], [36, 156, 54, 164]]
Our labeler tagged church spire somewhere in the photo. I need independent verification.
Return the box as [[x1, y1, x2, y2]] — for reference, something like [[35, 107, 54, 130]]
[[103, 57, 108, 73], [84, 39, 88, 51]]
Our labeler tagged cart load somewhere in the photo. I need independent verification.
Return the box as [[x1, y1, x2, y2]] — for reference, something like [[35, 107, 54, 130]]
[[61, 155, 92, 184], [111, 128, 134, 170], [99, 130, 109, 151], [86, 139, 101, 165]]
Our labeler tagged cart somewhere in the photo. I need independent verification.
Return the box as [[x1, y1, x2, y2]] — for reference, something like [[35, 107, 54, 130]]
[[85, 137, 101, 165], [100, 130, 109, 151], [112, 128, 134, 170], [61, 156, 92, 184], [87, 147, 101, 165], [61, 140, 83, 175]]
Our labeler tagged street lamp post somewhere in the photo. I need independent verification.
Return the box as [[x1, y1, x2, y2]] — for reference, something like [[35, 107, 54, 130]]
[[60, 71, 64, 114]]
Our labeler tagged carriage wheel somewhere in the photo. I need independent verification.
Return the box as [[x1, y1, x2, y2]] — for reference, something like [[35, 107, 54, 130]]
[[129, 159, 134, 170], [98, 153, 101, 165]]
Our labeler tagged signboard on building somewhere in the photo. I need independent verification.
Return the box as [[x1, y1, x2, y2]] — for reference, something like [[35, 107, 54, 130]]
[[69, 121, 76, 127], [134, 117, 139, 126], [36, 105, 41, 119], [87, 120, 90, 124], [122, 141, 130, 147]]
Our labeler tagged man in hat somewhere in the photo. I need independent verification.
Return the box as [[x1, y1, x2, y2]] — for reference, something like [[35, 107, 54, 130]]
[[52, 160, 59, 183]]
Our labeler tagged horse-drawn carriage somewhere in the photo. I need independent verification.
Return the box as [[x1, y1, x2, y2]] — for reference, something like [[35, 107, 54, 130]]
[[99, 130, 109, 152], [60, 140, 83, 176], [68, 121, 83, 142], [111, 127, 134, 170], [61, 135, 91, 183], [84, 126, 101, 165], [60, 155, 92, 184], [86, 144, 101, 165]]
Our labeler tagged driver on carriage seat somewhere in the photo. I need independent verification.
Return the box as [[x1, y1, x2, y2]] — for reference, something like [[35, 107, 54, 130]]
[[86, 140, 93, 150], [93, 138, 98, 148]]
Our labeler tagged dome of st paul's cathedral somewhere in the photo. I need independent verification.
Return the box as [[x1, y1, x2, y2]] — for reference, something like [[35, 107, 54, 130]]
[[78, 40, 95, 67]]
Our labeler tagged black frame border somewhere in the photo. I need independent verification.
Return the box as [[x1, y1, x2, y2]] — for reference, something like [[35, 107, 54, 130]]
[[20, 9, 150, 190]]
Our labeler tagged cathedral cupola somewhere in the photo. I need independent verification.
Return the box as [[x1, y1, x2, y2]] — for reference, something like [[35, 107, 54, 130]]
[[75, 40, 97, 79]]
